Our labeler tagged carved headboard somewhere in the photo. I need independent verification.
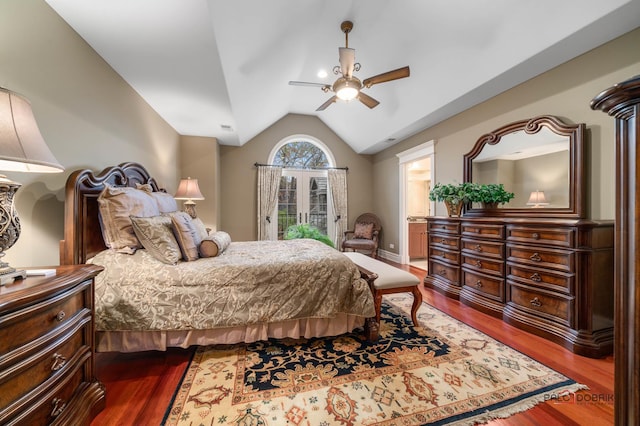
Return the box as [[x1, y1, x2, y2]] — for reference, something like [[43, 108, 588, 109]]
[[59, 162, 163, 265]]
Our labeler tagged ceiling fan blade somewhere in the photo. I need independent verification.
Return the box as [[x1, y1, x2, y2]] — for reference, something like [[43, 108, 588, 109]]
[[316, 96, 337, 111], [362, 66, 410, 88], [357, 92, 380, 109], [289, 81, 329, 88]]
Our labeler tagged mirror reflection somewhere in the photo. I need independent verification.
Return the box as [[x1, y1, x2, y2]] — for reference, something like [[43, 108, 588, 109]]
[[471, 127, 570, 208]]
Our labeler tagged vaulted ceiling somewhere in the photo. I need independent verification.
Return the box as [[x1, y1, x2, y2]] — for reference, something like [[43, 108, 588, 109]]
[[45, 0, 640, 154]]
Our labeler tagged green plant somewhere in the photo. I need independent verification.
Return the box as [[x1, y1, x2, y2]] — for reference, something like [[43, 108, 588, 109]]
[[284, 223, 335, 248], [468, 183, 515, 205], [428, 182, 472, 204]]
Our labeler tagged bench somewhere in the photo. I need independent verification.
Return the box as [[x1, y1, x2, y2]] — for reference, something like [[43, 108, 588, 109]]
[[344, 252, 422, 326]]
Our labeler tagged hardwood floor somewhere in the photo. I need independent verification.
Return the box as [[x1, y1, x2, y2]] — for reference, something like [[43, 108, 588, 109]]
[[90, 262, 614, 425]]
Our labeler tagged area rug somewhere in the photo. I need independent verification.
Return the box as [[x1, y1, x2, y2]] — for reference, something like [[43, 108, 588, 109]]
[[162, 294, 587, 425]]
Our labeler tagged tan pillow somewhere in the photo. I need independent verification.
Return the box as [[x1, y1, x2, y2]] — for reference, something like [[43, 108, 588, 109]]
[[136, 183, 178, 213], [169, 211, 202, 261], [131, 215, 181, 264], [354, 222, 374, 239], [199, 231, 231, 258], [98, 185, 160, 252]]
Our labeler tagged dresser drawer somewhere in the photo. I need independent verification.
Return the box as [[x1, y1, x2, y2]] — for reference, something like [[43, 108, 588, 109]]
[[463, 270, 504, 301], [0, 314, 90, 409], [507, 281, 574, 327], [506, 244, 574, 273], [0, 281, 90, 355], [428, 220, 460, 235], [429, 246, 460, 264], [461, 222, 505, 239], [429, 233, 459, 251], [506, 225, 575, 248], [462, 254, 504, 276], [429, 259, 460, 286], [461, 238, 504, 260], [507, 263, 574, 295]]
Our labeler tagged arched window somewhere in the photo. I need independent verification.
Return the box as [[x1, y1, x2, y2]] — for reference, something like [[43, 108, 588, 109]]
[[268, 136, 335, 240]]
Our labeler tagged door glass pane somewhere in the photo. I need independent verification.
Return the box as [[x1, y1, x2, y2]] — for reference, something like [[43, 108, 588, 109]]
[[277, 175, 297, 240], [308, 176, 328, 235]]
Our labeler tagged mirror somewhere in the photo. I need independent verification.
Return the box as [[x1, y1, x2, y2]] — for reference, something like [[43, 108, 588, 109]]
[[463, 115, 586, 218]]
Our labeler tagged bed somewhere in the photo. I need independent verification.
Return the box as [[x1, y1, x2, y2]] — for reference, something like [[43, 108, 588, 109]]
[[59, 162, 378, 352]]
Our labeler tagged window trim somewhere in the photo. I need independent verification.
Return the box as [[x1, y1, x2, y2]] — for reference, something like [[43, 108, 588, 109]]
[[268, 134, 336, 168]]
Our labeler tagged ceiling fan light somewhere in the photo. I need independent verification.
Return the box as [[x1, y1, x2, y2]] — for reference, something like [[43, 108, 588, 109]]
[[334, 77, 361, 101]]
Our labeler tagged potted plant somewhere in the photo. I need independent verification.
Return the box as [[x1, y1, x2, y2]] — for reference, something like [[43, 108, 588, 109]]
[[468, 183, 515, 208], [284, 223, 335, 248], [428, 182, 472, 217]]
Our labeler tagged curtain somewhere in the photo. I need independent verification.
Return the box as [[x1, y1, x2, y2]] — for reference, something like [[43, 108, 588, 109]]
[[328, 169, 348, 248], [257, 166, 282, 240]]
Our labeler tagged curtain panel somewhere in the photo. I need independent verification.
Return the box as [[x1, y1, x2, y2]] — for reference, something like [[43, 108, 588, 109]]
[[257, 166, 282, 240], [328, 169, 348, 248]]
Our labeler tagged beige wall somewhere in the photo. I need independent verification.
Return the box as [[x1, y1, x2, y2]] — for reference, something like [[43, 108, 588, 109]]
[[179, 136, 220, 231], [373, 27, 640, 255], [220, 113, 374, 241], [0, 0, 181, 267]]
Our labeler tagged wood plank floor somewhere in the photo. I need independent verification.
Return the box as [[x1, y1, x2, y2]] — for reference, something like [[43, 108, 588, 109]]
[[90, 263, 614, 425]]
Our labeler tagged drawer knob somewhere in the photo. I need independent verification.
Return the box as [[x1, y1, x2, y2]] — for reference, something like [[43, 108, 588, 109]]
[[474, 244, 483, 252], [530, 297, 542, 307], [51, 398, 66, 417], [51, 353, 67, 371], [441, 238, 446, 244], [475, 280, 483, 288], [441, 225, 446, 229], [437, 269, 447, 277], [529, 253, 542, 262], [475, 260, 482, 268], [55, 311, 66, 322], [530, 273, 542, 282], [532, 232, 540, 239]]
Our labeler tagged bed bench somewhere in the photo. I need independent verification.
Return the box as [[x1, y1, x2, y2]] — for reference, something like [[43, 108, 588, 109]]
[[345, 252, 422, 326]]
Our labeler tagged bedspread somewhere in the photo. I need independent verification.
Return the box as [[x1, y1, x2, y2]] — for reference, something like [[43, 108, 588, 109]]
[[88, 239, 375, 331]]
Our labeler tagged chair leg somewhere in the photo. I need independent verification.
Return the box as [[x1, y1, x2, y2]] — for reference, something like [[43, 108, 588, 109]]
[[410, 286, 422, 326]]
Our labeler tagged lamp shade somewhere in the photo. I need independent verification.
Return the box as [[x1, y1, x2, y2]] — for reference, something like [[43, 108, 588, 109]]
[[0, 87, 64, 173], [174, 177, 204, 200], [527, 190, 549, 207]]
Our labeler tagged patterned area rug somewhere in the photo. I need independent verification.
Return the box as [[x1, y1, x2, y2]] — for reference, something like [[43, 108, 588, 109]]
[[162, 294, 586, 425]]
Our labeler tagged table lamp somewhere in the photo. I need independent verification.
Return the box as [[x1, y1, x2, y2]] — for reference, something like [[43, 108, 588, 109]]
[[526, 190, 549, 208], [0, 87, 64, 285], [174, 177, 204, 218]]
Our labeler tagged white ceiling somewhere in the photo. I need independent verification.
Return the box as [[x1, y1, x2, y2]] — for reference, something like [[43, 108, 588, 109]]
[[45, 0, 640, 154]]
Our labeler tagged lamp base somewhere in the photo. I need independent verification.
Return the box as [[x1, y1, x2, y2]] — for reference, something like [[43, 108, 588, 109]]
[[0, 267, 27, 286]]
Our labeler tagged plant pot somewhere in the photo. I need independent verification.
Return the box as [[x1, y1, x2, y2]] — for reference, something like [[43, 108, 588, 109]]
[[444, 200, 463, 217], [482, 202, 499, 209]]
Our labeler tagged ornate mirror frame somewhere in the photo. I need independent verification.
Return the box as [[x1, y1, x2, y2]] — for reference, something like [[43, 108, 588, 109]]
[[463, 115, 586, 218]]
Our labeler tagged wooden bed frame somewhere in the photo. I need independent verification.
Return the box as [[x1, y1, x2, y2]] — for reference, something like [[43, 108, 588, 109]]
[[59, 162, 379, 345]]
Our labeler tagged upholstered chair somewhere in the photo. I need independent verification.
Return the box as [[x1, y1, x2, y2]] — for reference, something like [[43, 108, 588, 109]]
[[341, 213, 381, 258]]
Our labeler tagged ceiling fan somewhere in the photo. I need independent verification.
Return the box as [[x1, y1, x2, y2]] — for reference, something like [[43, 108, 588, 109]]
[[289, 20, 410, 111]]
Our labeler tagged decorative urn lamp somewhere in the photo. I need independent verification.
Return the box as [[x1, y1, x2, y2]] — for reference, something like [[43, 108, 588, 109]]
[[174, 177, 204, 218], [0, 87, 64, 285]]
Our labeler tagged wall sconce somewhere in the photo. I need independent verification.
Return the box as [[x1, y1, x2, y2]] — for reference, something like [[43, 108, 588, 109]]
[[174, 177, 204, 218], [527, 190, 549, 208], [0, 87, 64, 285]]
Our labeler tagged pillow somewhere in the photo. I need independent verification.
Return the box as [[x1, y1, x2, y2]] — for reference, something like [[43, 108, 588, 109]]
[[191, 217, 209, 240], [169, 211, 202, 261], [354, 222, 374, 239], [130, 215, 182, 264], [98, 185, 160, 252], [199, 231, 231, 258], [136, 183, 178, 213]]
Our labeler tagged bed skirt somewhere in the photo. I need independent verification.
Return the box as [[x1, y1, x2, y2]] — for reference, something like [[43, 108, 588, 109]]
[[95, 313, 366, 352]]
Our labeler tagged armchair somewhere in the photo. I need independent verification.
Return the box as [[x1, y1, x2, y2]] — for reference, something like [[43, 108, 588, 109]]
[[341, 213, 381, 258]]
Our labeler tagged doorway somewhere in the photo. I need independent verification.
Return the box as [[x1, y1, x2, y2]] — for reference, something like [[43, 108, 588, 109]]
[[397, 141, 435, 267]]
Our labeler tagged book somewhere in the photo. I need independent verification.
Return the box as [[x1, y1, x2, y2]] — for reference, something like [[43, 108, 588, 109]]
[[26, 269, 56, 277]]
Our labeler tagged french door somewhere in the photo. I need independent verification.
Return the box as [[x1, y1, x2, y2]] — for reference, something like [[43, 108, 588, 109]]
[[273, 170, 333, 240]]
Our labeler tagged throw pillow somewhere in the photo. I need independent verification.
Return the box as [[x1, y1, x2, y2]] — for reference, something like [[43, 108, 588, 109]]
[[199, 231, 232, 258], [169, 211, 202, 261], [354, 222, 374, 239], [130, 215, 182, 264], [98, 185, 160, 253]]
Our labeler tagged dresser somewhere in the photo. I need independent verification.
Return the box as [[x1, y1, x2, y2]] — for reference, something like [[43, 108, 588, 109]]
[[425, 216, 614, 358], [0, 264, 105, 425]]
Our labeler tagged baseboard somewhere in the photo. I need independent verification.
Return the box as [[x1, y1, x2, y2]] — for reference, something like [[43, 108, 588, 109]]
[[377, 249, 401, 264]]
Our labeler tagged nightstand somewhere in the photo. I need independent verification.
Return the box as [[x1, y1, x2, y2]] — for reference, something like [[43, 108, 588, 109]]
[[0, 264, 105, 425]]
